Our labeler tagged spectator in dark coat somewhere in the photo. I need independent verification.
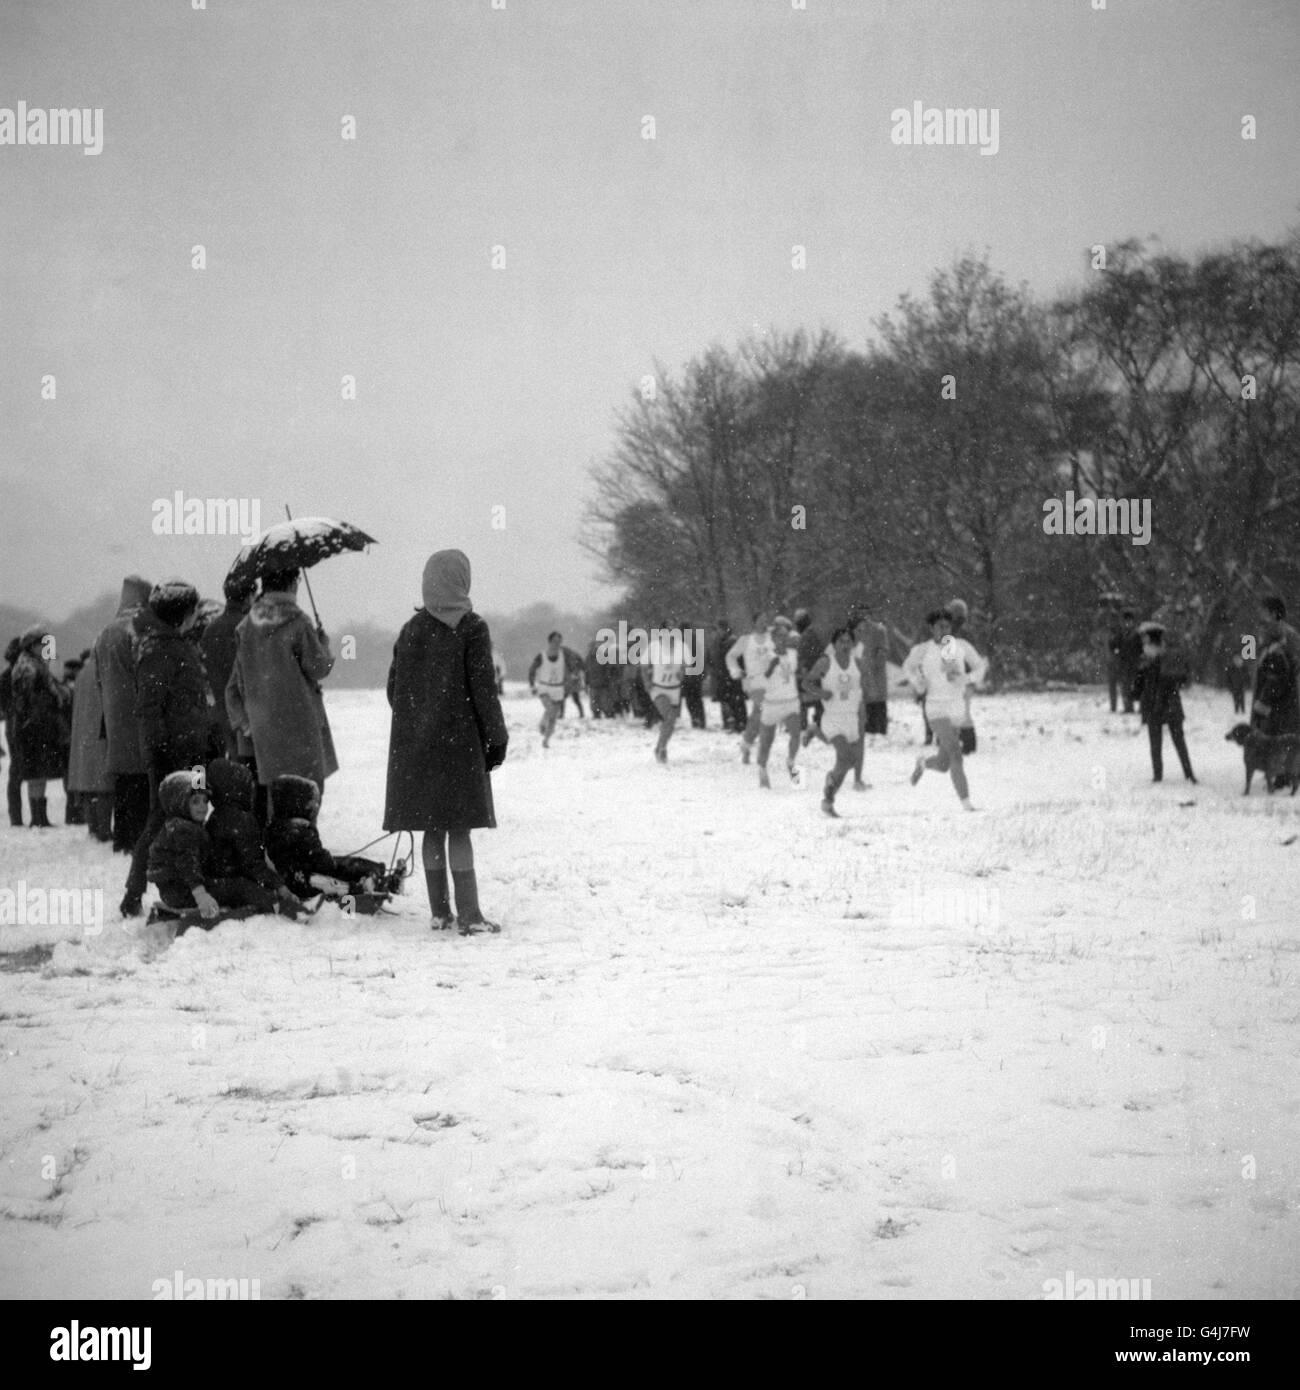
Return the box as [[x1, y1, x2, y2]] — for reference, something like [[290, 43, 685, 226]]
[[68, 650, 114, 841], [94, 574, 153, 851], [680, 622, 707, 730], [121, 580, 223, 916], [383, 549, 508, 934], [200, 574, 256, 758], [560, 645, 586, 719], [1, 636, 22, 826], [58, 657, 84, 823], [205, 759, 302, 917], [266, 773, 385, 904], [706, 620, 746, 733], [1107, 610, 1142, 714], [586, 636, 620, 718], [1131, 624, 1196, 784], [226, 570, 338, 795], [1253, 596, 1300, 737], [9, 626, 71, 828], [794, 609, 823, 733]]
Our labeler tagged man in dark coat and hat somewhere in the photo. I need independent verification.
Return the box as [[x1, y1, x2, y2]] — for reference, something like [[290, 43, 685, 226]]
[[1107, 609, 1143, 714], [384, 549, 508, 934], [94, 574, 153, 851], [1131, 622, 1196, 784], [120, 580, 222, 916]]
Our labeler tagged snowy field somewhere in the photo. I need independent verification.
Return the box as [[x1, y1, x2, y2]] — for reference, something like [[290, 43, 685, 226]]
[[1, 684, 1298, 1300]]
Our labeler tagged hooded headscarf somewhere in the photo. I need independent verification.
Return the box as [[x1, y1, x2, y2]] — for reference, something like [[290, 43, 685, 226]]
[[422, 550, 472, 629]]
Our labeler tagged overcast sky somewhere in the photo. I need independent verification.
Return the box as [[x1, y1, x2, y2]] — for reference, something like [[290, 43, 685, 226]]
[[2, 0, 1297, 628]]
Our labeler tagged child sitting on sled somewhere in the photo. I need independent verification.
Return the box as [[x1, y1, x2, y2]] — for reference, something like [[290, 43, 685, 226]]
[[146, 770, 295, 928], [205, 759, 304, 920], [266, 774, 394, 908]]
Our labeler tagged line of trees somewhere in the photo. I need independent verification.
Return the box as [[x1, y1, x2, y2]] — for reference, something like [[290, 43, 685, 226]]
[[585, 232, 1300, 679]]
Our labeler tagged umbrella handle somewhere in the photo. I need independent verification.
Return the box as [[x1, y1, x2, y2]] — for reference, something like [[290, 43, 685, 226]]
[[284, 504, 326, 636]]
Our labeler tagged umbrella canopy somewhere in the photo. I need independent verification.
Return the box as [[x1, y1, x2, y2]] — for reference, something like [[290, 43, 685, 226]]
[[225, 516, 376, 594]]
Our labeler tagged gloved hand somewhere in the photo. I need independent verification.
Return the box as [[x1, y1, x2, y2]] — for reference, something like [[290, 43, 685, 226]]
[[276, 885, 303, 919], [485, 741, 508, 772], [191, 886, 220, 920]]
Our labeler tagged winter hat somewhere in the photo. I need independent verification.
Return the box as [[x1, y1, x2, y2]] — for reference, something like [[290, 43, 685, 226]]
[[118, 574, 152, 613], [18, 624, 48, 653], [206, 758, 256, 813], [158, 770, 208, 819], [422, 550, 472, 629], [771, 614, 794, 631], [271, 773, 321, 823], [150, 579, 199, 629], [947, 598, 969, 626], [222, 570, 257, 605]]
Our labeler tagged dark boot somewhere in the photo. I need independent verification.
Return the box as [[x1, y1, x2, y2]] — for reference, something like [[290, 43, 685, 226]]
[[88, 794, 114, 842], [425, 868, 453, 930], [453, 869, 499, 934], [29, 797, 51, 828], [65, 792, 86, 825]]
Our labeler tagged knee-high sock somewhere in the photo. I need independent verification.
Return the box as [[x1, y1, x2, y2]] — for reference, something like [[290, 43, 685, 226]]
[[422, 830, 451, 916]]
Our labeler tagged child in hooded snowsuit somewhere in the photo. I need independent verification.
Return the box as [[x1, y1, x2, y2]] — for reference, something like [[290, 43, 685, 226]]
[[147, 770, 284, 926], [205, 759, 303, 920], [266, 774, 387, 903]]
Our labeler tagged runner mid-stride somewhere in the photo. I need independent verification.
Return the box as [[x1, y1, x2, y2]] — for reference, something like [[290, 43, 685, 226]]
[[726, 611, 773, 765], [803, 626, 863, 817], [643, 622, 686, 764], [528, 630, 568, 748], [755, 618, 801, 789], [903, 607, 987, 811]]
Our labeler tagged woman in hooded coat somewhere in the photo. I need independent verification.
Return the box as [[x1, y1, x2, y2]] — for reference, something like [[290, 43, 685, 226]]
[[384, 550, 508, 934], [225, 570, 338, 793], [9, 626, 71, 827]]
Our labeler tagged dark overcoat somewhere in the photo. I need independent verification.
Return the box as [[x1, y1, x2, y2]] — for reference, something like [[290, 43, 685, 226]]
[[10, 651, 70, 781], [95, 606, 150, 774], [67, 653, 113, 793], [384, 609, 507, 832]]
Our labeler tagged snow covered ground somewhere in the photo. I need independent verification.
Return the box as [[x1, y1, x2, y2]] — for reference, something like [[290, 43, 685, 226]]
[[2, 684, 1297, 1300]]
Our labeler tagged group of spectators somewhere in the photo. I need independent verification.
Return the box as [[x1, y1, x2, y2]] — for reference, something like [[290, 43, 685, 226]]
[[1, 568, 341, 919]]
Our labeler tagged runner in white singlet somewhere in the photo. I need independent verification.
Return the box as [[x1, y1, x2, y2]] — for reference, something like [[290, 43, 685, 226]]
[[529, 631, 567, 748], [725, 611, 773, 764], [755, 619, 802, 788], [803, 626, 863, 816], [642, 625, 686, 763]]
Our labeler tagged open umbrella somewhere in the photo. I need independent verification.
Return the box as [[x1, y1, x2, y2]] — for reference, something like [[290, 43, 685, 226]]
[[225, 511, 376, 631]]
